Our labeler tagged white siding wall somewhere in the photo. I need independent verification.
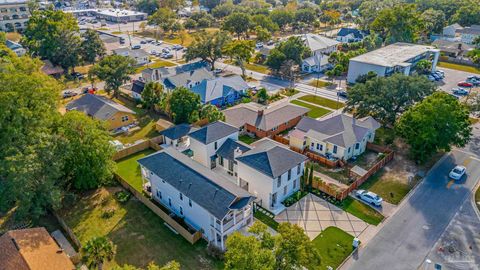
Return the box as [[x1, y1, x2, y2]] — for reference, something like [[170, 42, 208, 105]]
[[237, 161, 304, 212], [190, 132, 239, 168], [347, 61, 387, 83]]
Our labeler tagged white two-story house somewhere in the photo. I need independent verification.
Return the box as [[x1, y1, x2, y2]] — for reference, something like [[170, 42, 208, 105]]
[[138, 147, 254, 250], [236, 139, 307, 215], [289, 113, 381, 161], [189, 121, 240, 169]]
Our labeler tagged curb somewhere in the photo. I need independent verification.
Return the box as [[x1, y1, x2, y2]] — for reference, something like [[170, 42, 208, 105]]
[[471, 181, 480, 219]]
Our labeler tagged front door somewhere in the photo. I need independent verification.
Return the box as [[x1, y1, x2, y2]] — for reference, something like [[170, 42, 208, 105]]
[[210, 156, 217, 169], [271, 193, 277, 208]]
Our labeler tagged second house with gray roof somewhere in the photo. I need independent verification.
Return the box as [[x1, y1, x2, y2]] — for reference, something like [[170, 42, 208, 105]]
[[290, 113, 381, 160]]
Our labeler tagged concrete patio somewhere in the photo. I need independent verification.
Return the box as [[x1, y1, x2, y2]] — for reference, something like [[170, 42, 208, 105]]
[[274, 193, 369, 240]]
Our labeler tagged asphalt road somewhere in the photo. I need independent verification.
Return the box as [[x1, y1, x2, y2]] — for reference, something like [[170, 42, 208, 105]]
[[346, 146, 480, 270]]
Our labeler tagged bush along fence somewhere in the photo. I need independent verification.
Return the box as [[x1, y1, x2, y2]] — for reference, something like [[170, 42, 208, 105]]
[[115, 174, 203, 245], [52, 211, 82, 250]]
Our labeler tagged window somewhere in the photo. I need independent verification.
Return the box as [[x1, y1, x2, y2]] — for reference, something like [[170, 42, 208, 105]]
[[219, 156, 224, 166], [277, 177, 281, 188], [179, 193, 183, 200], [355, 143, 360, 149], [214, 141, 218, 150], [293, 180, 297, 189], [156, 190, 162, 199], [320, 144, 323, 151], [168, 198, 172, 207], [121, 115, 129, 122], [348, 147, 351, 153], [311, 142, 314, 148], [316, 143, 320, 150], [272, 126, 278, 131], [297, 164, 301, 174], [303, 140, 306, 145], [333, 145, 337, 154], [288, 169, 291, 180], [283, 186, 287, 195], [180, 206, 183, 216], [19, 7, 27, 12], [189, 199, 192, 207]]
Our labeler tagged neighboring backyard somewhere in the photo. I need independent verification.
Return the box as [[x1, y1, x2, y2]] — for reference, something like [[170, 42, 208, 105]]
[[312, 227, 355, 270], [291, 100, 332, 118], [298, 95, 345, 110], [135, 58, 176, 73], [115, 148, 157, 192], [60, 187, 223, 270], [239, 134, 259, 145]]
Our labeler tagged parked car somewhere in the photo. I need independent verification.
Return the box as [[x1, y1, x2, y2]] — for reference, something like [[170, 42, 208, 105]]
[[119, 38, 125, 45], [452, 88, 469, 95], [140, 40, 147, 44], [172, 44, 183, 50], [458, 81, 473, 87], [337, 91, 348, 99], [213, 68, 223, 74], [150, 50, 157, 55], [255, 42, 264, 49], [82, 87, 97, 94], [71, 72, 85, 80], [132, 45, 141, 50], [267, 40, 274, 46], [62, 91, 78, 98], [162, 47, 171, 53], [427, 75, 436, 81], [155, 41, 163, 46], [161, 52, 173, 59], [355, 190, 383, 206], [449, 165, 466, 180], [435, 70, 445, 77], [431, 73, 441, 81], [449, 93, 460, 99]]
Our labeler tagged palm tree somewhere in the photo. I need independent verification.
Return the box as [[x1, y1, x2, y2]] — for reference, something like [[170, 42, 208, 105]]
[[82, 236, 116, 270]]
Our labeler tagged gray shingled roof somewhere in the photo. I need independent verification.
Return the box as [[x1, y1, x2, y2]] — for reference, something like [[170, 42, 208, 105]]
[[188, 121, 238, 145], [223, 103, 309, 131], [236, 139, 307, 178], [299, 33, 340, 52], [159, 123, 192, 140], [137, 148, 253, 219], [191, 75, 249, 103], [296, 114, 380, 148], [216, 138, 251, 161], [164, 67, 215, 88], [65, 94, 135, 120]]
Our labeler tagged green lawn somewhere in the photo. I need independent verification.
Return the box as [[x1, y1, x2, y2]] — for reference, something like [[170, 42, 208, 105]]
[[290, 100, 332, 118], [244, 62, 269, 74], [112, 97, 161, 144], [438, 62, 480, 74], [239, 134, 259, 145], [359, 169, 412, 205], [253, 210, 279, 230], [339, 197, 384, 225], [135, 59, 176, 73], [298, 95, 345, 110], [312, 227, 355, 270], [116, 149, 156, 192], [308, 79, 333, 88], [61, 188, 222, 269]]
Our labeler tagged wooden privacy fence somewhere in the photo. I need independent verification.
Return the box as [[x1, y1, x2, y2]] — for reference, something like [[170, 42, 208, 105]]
[[311, 143, 395, 201], [113, 136, 163, 161], [306, 151, 341, 168], [116, 175, 202, 245], [52, 212, 82, 250], [272, 134, 290, 145]]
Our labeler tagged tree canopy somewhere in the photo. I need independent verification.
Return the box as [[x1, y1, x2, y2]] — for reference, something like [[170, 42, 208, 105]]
[[80, 29, 106, 64], [185, 30, 231, 70], [222, 13, 252, 39], [89, 55, 136, 97], [345, 74, 437, 126], [396, 92, 472, 163], [169, 87, 202, 124], [223, 39, 255, 77]]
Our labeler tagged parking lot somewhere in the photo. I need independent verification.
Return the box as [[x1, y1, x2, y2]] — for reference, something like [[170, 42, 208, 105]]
[[435, 67, 479, 93]]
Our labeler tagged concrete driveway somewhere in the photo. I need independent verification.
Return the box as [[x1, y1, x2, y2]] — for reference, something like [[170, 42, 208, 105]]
[[343, 148, 480, 270], [274, 193, 369, 240]]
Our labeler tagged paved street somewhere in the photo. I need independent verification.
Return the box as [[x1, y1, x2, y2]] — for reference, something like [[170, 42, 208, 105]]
[[343, 146, 480, 270]]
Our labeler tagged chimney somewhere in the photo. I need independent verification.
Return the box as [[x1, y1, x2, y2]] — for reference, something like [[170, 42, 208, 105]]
[[258, 109, 264, 116], [234, 147, 243, 159]]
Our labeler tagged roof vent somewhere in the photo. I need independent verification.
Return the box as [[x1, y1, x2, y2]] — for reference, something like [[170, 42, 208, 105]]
[[56, 249, 64, 254]]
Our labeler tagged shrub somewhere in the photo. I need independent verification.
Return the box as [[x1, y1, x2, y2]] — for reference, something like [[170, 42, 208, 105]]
[[101, 208, 116, 219], [115, 190, 131, 203]]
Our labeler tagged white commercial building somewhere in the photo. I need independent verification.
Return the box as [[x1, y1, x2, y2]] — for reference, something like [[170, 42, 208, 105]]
[[347, 42, 440, 83], [0, 0, 29, 32], [66, 8, 147, 22]]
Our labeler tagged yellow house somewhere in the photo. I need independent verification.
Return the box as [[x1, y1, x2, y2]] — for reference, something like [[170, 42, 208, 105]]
[[66, 94, 136, 130]]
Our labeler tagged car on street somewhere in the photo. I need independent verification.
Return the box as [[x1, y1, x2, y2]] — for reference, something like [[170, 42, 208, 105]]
[[458, 81, 473, 87], [449, 165, 466, 180], [173, 44, 183, 50], [132, 45, 141, 49], [337, 91, 348, 99], [427, 75, 436, 81], [452, 88, 469, 95], [256, 42, 264, 49], [435, 70, 445, 77], [431, 73, 441, 80], [71, 72, 85, 80], [82, 87, 97, 94], [355, 190, 383, 206], [62, 91, 78, 98]]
